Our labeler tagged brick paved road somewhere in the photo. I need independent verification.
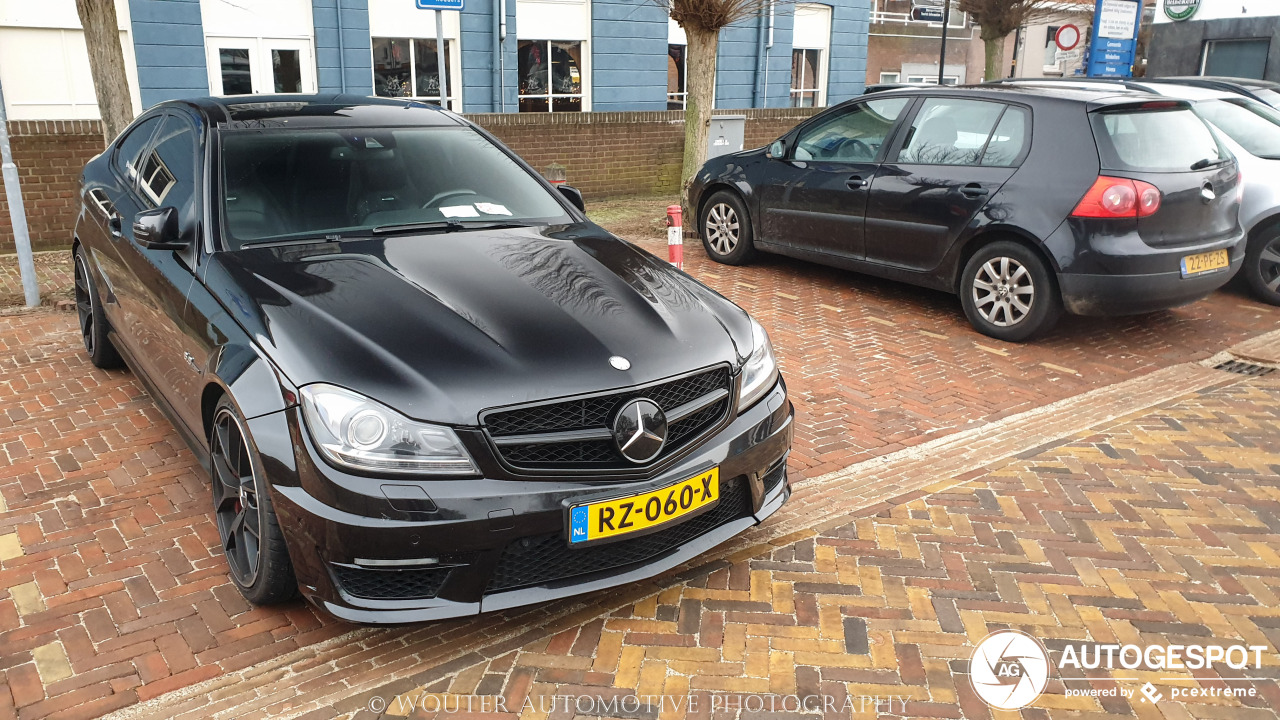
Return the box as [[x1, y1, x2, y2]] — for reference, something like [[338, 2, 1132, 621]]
[[2, 217, 1279, 719], [348, 371, 1280, 720]]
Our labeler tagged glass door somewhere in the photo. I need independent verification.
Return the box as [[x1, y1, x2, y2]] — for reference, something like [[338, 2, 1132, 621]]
[[206, 37, 316, 95]]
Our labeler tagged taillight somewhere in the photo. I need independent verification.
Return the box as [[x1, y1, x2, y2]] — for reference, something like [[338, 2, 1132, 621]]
[[1071, 176, 1162, 218]]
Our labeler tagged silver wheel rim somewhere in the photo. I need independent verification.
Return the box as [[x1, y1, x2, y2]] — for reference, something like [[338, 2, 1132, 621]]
[[705, 203, 740, 256], [211, 407, 263, 587], [1261, 237, 1280, 293], [972, 256, 1035, 327]]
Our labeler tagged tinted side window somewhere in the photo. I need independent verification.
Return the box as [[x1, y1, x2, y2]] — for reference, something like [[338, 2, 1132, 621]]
[[140, 115, 200, 237], [113, 115, 162, 180], [980, 107, 1030, 167], [793, 97, 910, 162], [898, 98, 1004, 166]]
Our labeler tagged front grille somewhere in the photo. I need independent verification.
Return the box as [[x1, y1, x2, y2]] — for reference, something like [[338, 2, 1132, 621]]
[[483, 366, 733, 472], [485, 477, 753, 593], [331, 564, 451, 600]]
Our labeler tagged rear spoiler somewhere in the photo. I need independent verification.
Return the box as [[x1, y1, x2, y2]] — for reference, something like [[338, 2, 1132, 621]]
[[1086, 98, 1193, 113]]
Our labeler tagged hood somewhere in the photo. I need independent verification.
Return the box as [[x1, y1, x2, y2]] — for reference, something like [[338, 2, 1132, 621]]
[[205, 224, 753, 425]]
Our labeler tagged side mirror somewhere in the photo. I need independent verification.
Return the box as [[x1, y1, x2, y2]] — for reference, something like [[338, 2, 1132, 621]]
[[132, 207, 186, 250], [557, 184, 585, 213], [767, 140, 787, 159]]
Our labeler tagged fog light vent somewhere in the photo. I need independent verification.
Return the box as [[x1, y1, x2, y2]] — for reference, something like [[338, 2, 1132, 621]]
[[1213, 360, 1275, 377]]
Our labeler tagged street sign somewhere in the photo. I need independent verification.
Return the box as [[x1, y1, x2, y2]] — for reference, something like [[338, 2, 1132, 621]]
[[1055, 24, 1080, 51], [416, 0, 464, 9], [911, 6, 945, 22], [1086, 0, 1140, 78], [1097, 0, 1138, 39]]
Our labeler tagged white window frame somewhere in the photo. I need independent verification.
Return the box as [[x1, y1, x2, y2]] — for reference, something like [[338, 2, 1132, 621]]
[[206, 36, 318, 95], [879, 72, 900, 83], [370, 36, 461, 110], [517, 39, 587, 113], [668, 43, 687, 109], [906, 75, 959, 85], [791, 4, 832, 108]]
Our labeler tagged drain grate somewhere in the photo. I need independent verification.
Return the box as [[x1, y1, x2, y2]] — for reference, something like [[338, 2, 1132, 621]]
[[1213, 359, 1276, 376]]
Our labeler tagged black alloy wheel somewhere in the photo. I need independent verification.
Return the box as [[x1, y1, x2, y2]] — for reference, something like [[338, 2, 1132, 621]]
[[209, 398, 297, 604], [73, 247, 123, 369]]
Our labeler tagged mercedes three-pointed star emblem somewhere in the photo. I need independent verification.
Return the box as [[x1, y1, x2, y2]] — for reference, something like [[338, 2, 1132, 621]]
[[612, 398, 668, 464]]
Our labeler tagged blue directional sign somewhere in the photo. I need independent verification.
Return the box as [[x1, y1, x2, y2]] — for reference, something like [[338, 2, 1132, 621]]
[[416, 0, 464, 9], [1086, 0, 1140, 78]]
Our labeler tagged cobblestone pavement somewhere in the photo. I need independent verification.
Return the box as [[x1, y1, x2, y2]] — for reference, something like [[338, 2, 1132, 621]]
[[0, 253, 73, 309], [2, 203, 1280, 719], [342, 370, 1280, 720]]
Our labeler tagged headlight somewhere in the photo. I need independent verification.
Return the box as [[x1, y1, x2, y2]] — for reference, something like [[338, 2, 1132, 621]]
[[299, 383, 479, 476], [738, 318, 779, 411]]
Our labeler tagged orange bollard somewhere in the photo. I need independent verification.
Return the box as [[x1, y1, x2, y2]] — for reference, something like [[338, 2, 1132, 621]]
[[666, 205, 683, 270]]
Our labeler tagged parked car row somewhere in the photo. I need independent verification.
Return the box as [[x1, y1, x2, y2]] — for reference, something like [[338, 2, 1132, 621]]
[[691, 78, 1280, 340]]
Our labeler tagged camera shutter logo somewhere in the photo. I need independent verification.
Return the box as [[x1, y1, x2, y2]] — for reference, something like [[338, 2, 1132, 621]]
[[969, 630, 1051, 710]]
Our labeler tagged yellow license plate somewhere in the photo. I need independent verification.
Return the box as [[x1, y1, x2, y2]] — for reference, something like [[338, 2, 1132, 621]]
[[569, 468, 719, 544], [1180, 249, 1229, 277]]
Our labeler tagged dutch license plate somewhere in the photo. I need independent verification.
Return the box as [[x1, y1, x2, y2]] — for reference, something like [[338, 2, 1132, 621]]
[[569, 468, 719, 544], [1180, 249, 1229, 278]]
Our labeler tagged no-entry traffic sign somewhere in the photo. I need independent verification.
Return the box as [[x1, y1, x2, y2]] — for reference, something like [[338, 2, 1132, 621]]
[[1055, 24, 1081, 52]]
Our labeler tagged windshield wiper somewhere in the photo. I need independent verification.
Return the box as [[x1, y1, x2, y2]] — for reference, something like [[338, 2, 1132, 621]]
[[371, 220, 541, 236], [1190, 157, 1229, 170], [240, 232, 359, 249]]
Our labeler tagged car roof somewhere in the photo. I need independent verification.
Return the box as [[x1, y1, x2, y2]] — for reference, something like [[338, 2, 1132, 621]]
[[157, 94, 466, 130], [1154, 76, 1280, 91], [864, 82, 1160, 108]]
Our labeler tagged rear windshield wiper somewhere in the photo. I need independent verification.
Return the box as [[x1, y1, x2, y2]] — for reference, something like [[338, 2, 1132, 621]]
[[1190, 157, 1229, 170], [371, 220, 542, 236]]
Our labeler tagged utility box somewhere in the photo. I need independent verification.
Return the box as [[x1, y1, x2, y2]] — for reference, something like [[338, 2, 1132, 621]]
[[707, 115, 746, 159]]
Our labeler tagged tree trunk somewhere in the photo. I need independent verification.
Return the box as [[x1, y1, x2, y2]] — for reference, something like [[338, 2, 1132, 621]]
[[982, 34, 1003, 81], [76, 0, 134, 144], [680, 26, 719, 216]]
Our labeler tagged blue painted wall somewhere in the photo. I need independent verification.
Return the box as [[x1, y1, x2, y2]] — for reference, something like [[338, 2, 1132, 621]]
[[313, 0, 374, 94], [591, 0, 668, 111], [827, 0, 869, 102], [460, 0, 518, 112], [128, 0, 208, 108]]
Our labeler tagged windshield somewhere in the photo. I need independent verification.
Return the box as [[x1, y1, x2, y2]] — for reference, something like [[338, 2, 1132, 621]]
[[219, 126, 571, 247], [1196, 99, 1280, 160], [1091, 107, 1225, 172]]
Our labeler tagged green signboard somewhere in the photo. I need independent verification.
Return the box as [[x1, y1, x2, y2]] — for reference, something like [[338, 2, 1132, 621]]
[[1163, 0, 1199, 21]]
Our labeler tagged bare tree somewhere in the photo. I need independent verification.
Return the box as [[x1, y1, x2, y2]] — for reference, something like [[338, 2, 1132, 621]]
[[655, 0, 778, 213], [76, 0, 134, 143], [956, 0, 1059, 80]]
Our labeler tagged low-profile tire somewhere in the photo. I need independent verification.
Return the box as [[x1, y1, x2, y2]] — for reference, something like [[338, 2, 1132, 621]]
[[698, 190, 756, 265], [209, 396, 298, 605], [72, 246, 124, 369], [1244, 225, 1280, 306], [959, 240, 1061, 342]]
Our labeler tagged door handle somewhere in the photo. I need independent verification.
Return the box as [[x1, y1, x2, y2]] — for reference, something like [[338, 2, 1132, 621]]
[[960, 184, 990, 198], [108, 214, 123, 236], [847, 175, 867, 189]]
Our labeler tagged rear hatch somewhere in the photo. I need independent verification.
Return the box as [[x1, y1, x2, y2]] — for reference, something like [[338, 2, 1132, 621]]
[[1088, 99, 1239, 249]]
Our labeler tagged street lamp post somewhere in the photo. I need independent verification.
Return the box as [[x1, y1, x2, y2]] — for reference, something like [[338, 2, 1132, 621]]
[[0, 73, 40, 308], [937, 0, 952, 85]]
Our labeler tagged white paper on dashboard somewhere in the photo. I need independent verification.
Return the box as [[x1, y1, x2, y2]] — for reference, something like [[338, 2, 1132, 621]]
[[440, 205, 480, 218], [475, 202, 512, 216]]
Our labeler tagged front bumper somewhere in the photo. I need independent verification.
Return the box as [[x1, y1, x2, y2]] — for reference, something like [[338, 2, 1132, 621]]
[[248, 380, 793, 624]]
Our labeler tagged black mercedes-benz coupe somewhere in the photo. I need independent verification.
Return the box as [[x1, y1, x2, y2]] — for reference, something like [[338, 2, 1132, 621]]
[[690, 85, 1245, 341], [72, 95, 792, 623]]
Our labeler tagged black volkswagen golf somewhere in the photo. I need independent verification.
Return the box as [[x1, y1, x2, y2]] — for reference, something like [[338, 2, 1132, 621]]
[[72, 96, 792, 623], [690, 85, 1245, 341]]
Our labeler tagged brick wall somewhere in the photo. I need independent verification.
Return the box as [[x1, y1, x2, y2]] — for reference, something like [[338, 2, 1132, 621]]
[[0, 108, 820, 254], [0, 121, 106, 255], [469, 107, 822, 199]]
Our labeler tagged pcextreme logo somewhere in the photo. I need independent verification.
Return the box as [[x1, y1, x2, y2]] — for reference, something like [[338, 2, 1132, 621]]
[[969, 631, 1051, 710]]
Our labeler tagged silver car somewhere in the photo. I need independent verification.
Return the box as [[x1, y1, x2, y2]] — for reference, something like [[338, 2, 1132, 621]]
[[1136, 84, 1280, 305]]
